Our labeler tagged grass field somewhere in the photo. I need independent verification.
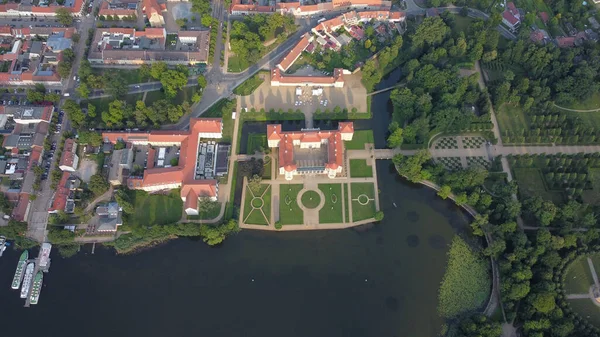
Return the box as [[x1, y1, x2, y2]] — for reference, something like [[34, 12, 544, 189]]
[[568, 299, 600, 327], [561, 92, 600, 111], [233, 73, 264, 96], [564, 255, 595, 294], [301, 190, 321, 209], [513, 168, 563, 204], [128, 190, 183, 227], [345, 130, 374, 150], [350, 159, 373, 178], [227, 55, 247, 73], [247, 133, 267, 154], [243, 184, 271, 225], [351, 183, 376, 222], [319, 184, 344, 224], [279, 184, 304, 225], [91, 68, 150, 85], [496, 104, 530, 139]]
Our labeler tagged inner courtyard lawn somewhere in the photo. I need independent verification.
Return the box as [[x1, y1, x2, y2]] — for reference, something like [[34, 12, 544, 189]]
[[318, 184, 344, 224], [350, 159, 373, 178], [351, 183, 376, 222], [279, 184, 304, 225]]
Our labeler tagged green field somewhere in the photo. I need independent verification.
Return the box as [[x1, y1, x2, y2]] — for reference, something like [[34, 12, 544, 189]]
[[128, 190, 183, 227], [279, 184, 304, 225], [319, 184, 344, 224], [496, 104, 530, 141], [512, 168, 563, 204], [351, 183, 377, 222], [195, 201, 221, 220], [247, 133, 267, 154], [227, 55, 247, 73], [243, 184, 271, 225], [345, 130, 374, 150], [568, 299, 600, 327], [233, 73, 265, 96], [350, 159, 373, 178], [203, 98, 236, 143], [91, 68, 150, 85], [301, 190, 320, 209], [564, 255, 595, 294]]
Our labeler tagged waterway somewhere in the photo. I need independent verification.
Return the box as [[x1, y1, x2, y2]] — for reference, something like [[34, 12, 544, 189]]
[[0, 68, 472, 337]]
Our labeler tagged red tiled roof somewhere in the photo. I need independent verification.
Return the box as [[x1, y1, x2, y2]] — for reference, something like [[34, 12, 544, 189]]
[[48, 172, 71, 212], [556, 36, 576, 48], [503, 11, 519, 25], [539, 12, 549, 24], [271, 67, 344, 85], [11, 192, 29, 221], [278, 33, 311, 71], [59, 138, 76, 168]]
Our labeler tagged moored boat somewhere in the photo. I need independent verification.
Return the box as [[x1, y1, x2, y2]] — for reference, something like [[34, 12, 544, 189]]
[[20, 262, 34, 299], [11, 250, 28, 290], [0, 235, 6, 257], [29, 271, 43, 305]]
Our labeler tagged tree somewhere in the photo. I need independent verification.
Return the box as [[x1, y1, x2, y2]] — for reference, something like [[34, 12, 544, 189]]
[[88, 174, 109, 196], [199, 219, 240, 246], [248, 174, 262, 195], [197, 75, 207, 88], [160, 70, 187, 98], [150, 62, 168, 80], [387, 123, 404, 148], [78, 131, 103, 147], [411, 17, 450, 49], [63, 99, 86, 128], [26, 89, 44, 103], [531, 292, 556, 314], [437, 185, 452, 200], [55, 8, 74, 26], [76, 82, 90, 98], [374, 211, 384, 221], [71, 33, 80, 43], [114, 189, 134, 214], [392, 150, 431, 183], [176, 18, 186, 27], [457, 315, 502, 337], [102, 100, 125, 126], [106, 74, 128, 98], [47, 227, 75, 244]]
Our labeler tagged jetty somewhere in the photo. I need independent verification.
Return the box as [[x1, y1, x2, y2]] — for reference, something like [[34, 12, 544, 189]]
[[23, 243, 51, 307]]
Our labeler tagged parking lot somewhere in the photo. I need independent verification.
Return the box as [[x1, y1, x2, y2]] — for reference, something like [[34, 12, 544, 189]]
[[238, 72, 368, 120], [75, 158, 97, 183]]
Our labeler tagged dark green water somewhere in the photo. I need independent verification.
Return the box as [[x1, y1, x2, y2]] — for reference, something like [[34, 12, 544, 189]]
[[0, 162, 470, 337]]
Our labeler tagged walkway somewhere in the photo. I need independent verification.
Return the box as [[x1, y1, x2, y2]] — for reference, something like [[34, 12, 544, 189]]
[[84, 187, 114, 214], [553, 103, 600, 112]]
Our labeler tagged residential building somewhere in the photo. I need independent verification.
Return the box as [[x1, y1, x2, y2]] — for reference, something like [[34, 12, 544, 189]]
[[91, 202, 123, 232], [502, 2, 520, 31], [59, 139, 79, 172], [102, 118, 224, 215], [0, 0, 84, 17], [143, 0, 166, 27], [108, 147, 133, 185], [99, 0, 138, 19], [88, 28, 210, 65], [267, 122, 354, 180], [277, 34, 313, 72], [48, 172, 80, 214]]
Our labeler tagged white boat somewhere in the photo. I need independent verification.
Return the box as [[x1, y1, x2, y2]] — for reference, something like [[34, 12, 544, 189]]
[[11, 250, 28, 290], [0, 236, 6, 257], [39, 243, 51, 269], [29, 271, 43, 305], [20, 263, 34, 299]]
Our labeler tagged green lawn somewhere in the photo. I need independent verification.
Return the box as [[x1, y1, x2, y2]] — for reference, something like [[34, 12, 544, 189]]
[[350, 159, 373, 178], [567, 299, 600, 327], [561, 92, 600, 111], [343, 183, 349, 222], [513, 168, 563, 204], [453, 15, 476, 33], [91, 68, 150, 85], [496, 104, 530, 141], [351, 183, 376, 222], [279, 184, 304, 225], [301, 190, 320, 209], [246, 133, 267, 154], [203, 98, 236, 143], [318, 184, 344, 224], [243, 185, 271, 225], [194, 201, 221, 220], [128, 190, 183, 227], [564, 255, 595, 294], [227, 55, 247, 73], [233, 73, 265, 96], [143, 86, 197, 106], [344, 130, 374, 150]]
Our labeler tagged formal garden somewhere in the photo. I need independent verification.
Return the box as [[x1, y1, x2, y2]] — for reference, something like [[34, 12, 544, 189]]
[[279, 184, 304, 225], [350, 183, 377, 222], [318, 184, 344, 224], [243, 184, 271, 225]]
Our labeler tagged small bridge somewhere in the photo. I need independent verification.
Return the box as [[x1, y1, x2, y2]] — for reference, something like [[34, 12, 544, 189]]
[[373, 148, 417, 159], [366, 83, 406, 96]]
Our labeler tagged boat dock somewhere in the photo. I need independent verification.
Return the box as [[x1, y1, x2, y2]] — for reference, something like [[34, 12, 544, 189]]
[[23, 243, 51, 308]]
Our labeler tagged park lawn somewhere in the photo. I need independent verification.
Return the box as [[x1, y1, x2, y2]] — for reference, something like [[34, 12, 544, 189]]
[[345, 130, 374, 150], [496, 104, 530, 140], [513, 168, 563, 204], [568, 299, 600, 327], [227, 55, 247, 73], [279, 184, 304, 225], [203, 98, 235, 143], [243, 185, 271, 225], [318, 184, 343, 224], [592, 253, 600, 276], [144, 86, 197, 106], [583, 168, 600, 206], [128, 190, 183, 227], [91, 68, 150, 85], [453, 15, 476, 33], [195, 202, 221, 220], [351, 182, 376, 222], [247, 133, 267, 154], [561, 92, 600, 111], [350, 159, 373, 178], [343, 183, 349, 222], [564, 255, 595, 294], [144, 90, 165, 105], [233, 73, 265, 96]]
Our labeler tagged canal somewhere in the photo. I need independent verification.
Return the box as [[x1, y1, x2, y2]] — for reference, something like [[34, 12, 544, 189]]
[[0, 67, 472, 337]]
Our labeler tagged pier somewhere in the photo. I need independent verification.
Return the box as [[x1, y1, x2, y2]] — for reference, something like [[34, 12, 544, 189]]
[[23, 243, 51, 307]]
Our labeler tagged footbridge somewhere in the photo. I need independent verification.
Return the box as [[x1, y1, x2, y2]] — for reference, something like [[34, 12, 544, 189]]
[[366, 83, 406, 97]]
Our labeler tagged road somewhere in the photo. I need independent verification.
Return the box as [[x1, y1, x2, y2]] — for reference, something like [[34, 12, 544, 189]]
[[26, 0, 104, 242]]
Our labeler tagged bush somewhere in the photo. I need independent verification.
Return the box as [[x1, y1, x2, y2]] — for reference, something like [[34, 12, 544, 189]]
[[275, 221, 282, 230], [438, 235, 491, 318]]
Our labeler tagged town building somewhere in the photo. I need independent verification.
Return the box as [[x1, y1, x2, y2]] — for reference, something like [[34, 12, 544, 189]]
[[58, 139, 79, 172], [87, 28, 210, 65], [108, 147, 134, 186], [230, 0, 392, 16], [502, 2, 520, 31], [48, 171, 81, 214], [0, 0, 84, 17], [91, 202, 123, 232], [102, 118, 224, 215], [267, 122, 354, 180], [0, 26, 76, 85], [99, 0, 138, 19], [143, 0, 166, 27], [271, 67, 345, 87]]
